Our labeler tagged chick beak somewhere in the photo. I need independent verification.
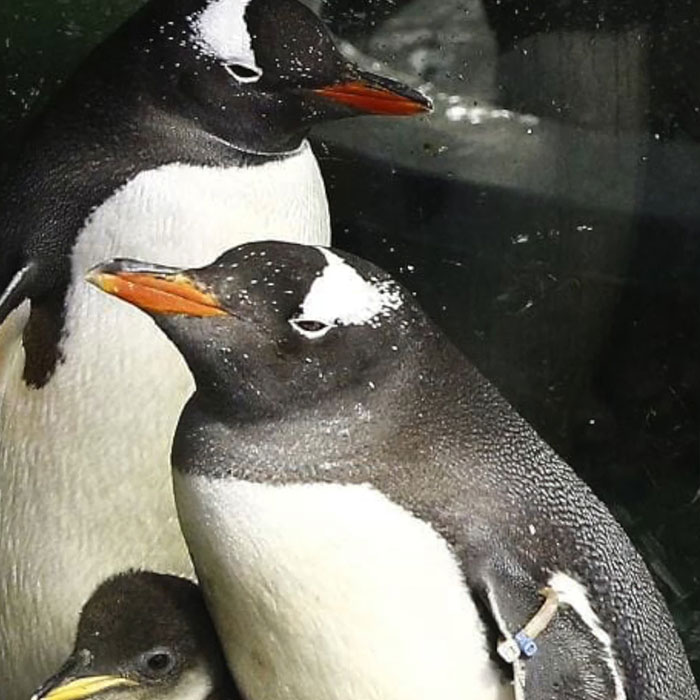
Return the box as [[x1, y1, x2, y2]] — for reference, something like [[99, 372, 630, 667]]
[[313, 69, 432, 116], [32, 676, 139, 700], [31, 651, 138, 700], [86, 259, 227, 317]]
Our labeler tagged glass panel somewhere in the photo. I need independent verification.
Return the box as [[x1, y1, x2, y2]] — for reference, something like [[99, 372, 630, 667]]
[[2, 0, 699, 675]]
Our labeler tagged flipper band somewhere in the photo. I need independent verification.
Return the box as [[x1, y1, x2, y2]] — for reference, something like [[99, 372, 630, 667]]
[[497, 587, 560, 663]]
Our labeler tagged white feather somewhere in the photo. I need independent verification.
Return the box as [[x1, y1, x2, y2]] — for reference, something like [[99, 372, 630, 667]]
[[549, 572, 627, 699], [173, 666, 215, 700], [297, 248, 403, 330], [0, 263, 33, 314], [191, 0, 260, 74], [174, 473, 515, 700]]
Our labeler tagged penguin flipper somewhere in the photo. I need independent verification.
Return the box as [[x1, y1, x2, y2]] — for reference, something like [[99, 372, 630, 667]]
[[514, 605, 621, 700], [0, 261, 37, 327], [479, 565, 624, 700]]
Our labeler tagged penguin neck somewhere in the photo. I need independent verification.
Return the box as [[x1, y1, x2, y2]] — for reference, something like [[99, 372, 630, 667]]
[[54, 34, 310, 158], [171, 330, 456, 483], [163, 93, 310, 158], [36, 77, 304, 169]]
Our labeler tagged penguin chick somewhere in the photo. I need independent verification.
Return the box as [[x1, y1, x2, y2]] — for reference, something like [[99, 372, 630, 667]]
[[32, 571, 240, 700]]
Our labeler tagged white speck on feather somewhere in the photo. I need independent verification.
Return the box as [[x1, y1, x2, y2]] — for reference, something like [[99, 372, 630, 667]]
[[299, 248, 403, 328], [190, 0, 261, 75]]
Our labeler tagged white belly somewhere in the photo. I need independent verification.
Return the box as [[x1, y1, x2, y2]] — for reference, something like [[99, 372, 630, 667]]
[[0, 142, 330, 700], [174, 474, 514, 700]]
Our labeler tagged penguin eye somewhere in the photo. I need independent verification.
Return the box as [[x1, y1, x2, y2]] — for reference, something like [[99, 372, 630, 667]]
[[289, 318, 333, 340], [224, 63, 263, 83], [139, 648, 177, 678]]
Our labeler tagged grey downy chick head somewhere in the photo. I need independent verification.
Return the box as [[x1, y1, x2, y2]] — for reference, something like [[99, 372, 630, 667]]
[[31, 571, 239, 700]]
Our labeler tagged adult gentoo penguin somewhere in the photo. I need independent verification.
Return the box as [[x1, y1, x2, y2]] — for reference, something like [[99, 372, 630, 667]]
[[32, 572, 241, 700], [88, 242, 699, 700], [0, 0, 430, 695]]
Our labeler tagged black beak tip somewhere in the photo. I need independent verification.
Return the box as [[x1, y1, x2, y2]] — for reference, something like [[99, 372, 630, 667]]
[[356, 69, 433, 112], [86, 258, 181, 279], [416, 90, 434, 113], [31, 650, 93, 700]]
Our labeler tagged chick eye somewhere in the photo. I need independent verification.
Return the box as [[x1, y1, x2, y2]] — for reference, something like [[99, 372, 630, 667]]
[[139, 648, 176, 677], [289, 318, 333, 339], [225, 63, 263, 83]]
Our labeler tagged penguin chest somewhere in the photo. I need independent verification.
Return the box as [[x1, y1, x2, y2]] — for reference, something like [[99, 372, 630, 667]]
[[0, 142, 331, 687], [174, 474, 513, 700]]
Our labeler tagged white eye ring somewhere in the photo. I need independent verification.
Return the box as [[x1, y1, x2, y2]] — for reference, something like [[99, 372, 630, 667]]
[[224, 62, 263, 83], [289, 318, 333, 340]]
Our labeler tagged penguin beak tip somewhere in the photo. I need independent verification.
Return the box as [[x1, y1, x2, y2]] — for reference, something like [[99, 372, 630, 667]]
[[33, 675, 139, 700], [314, 74, 433, 116], [85, 262, 227, 318], [85, 264, 119, 295]]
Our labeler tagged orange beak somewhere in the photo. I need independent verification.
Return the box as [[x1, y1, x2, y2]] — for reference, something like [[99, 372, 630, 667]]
[[86, 260, 227, 317], [314, 72, 432, 116]]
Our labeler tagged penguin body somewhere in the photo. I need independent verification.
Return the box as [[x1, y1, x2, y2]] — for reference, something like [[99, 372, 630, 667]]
[[88, 242, 699, 700], [32, 571, 241, 700], [175, 477, 509, 700], [0, 0, 430, 694]]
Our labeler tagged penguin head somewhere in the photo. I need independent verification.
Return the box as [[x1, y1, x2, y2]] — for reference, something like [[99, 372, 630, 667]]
[[116, 0, 431, 153], [87, 242, 432, 419], [31, 572, 237, 700]]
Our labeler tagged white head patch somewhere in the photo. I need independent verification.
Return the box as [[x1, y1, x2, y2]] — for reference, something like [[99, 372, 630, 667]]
[[190, 0, 262, 80], [295, 248, 403, 332]]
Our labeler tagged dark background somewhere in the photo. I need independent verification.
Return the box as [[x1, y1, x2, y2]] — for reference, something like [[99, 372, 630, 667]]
[[2, 0, 700, 675]]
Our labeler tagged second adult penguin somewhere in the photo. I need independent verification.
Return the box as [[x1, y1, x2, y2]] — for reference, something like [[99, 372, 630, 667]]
[[0, 0, 430, 696], [89, 242, 699, 700]]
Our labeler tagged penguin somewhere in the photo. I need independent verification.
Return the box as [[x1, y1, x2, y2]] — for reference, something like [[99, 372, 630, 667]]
[[87, 242, 699, 700], [31, 571, 241, 700], [0, 0, 431, 696]]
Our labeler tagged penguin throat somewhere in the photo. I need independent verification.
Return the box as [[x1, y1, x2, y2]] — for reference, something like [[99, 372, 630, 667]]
[[172, 371, 418, 483], [203, 129, 309, 160]]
